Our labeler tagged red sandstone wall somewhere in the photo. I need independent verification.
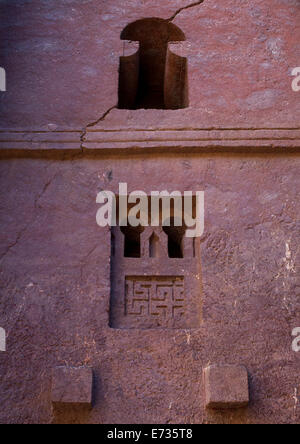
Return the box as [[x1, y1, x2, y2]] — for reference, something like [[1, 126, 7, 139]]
[[0, 0, 299, 424], [0, 0, 299, 129], [0, 156, 299, 424]]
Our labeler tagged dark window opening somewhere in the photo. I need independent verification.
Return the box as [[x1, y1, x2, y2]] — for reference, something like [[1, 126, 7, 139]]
[[163, 221, 186, 258], [118, 18, 188, 110], [121, 226, 144, 258], [111, 232, 115, 257]]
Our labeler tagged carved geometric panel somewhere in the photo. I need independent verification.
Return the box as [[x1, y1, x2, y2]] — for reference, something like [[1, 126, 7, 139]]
[[125, 276, 185, 318], [109, 226, 202, 330], [111, 275, 191, 329]]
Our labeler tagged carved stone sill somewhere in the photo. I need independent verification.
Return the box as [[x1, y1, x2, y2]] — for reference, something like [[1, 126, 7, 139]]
[[0, 128, 300, 155]]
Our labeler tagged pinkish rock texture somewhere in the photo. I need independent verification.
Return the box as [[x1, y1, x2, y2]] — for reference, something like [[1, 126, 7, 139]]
[[0, 155, 299, 424], [204, 365, 249, 409], [52, 367, 93, 406], [1, 0, 299, 131], [0, 0, 299, 425]]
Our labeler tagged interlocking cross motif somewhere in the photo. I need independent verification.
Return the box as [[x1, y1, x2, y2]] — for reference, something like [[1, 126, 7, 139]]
[[125, 277, 184, 319]]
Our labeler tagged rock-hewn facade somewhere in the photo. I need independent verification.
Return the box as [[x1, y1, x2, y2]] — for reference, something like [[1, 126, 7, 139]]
[[0, 0, 299, 424]]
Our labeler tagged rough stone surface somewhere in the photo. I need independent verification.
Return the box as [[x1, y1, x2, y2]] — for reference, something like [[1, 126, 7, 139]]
[[0, 0, 299, 425], [0, 0, 299, 130], [0, 156, 299, 424], [204, 365, 249, 409], [110, 226, 201, 329], [51, 367, 93, 406]]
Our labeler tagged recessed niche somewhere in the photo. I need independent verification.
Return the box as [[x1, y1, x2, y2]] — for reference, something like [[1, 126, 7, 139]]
[[163, 221, 186, 259], [112, 195, 198, 259], [118, 18, 188, 110], [109, 196, 202, 329], [121, 225, 144, 258]]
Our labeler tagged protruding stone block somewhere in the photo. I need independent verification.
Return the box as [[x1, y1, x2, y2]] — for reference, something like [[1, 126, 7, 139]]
[[204, 365, 249, 409], [52, 367, 93, 407]]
